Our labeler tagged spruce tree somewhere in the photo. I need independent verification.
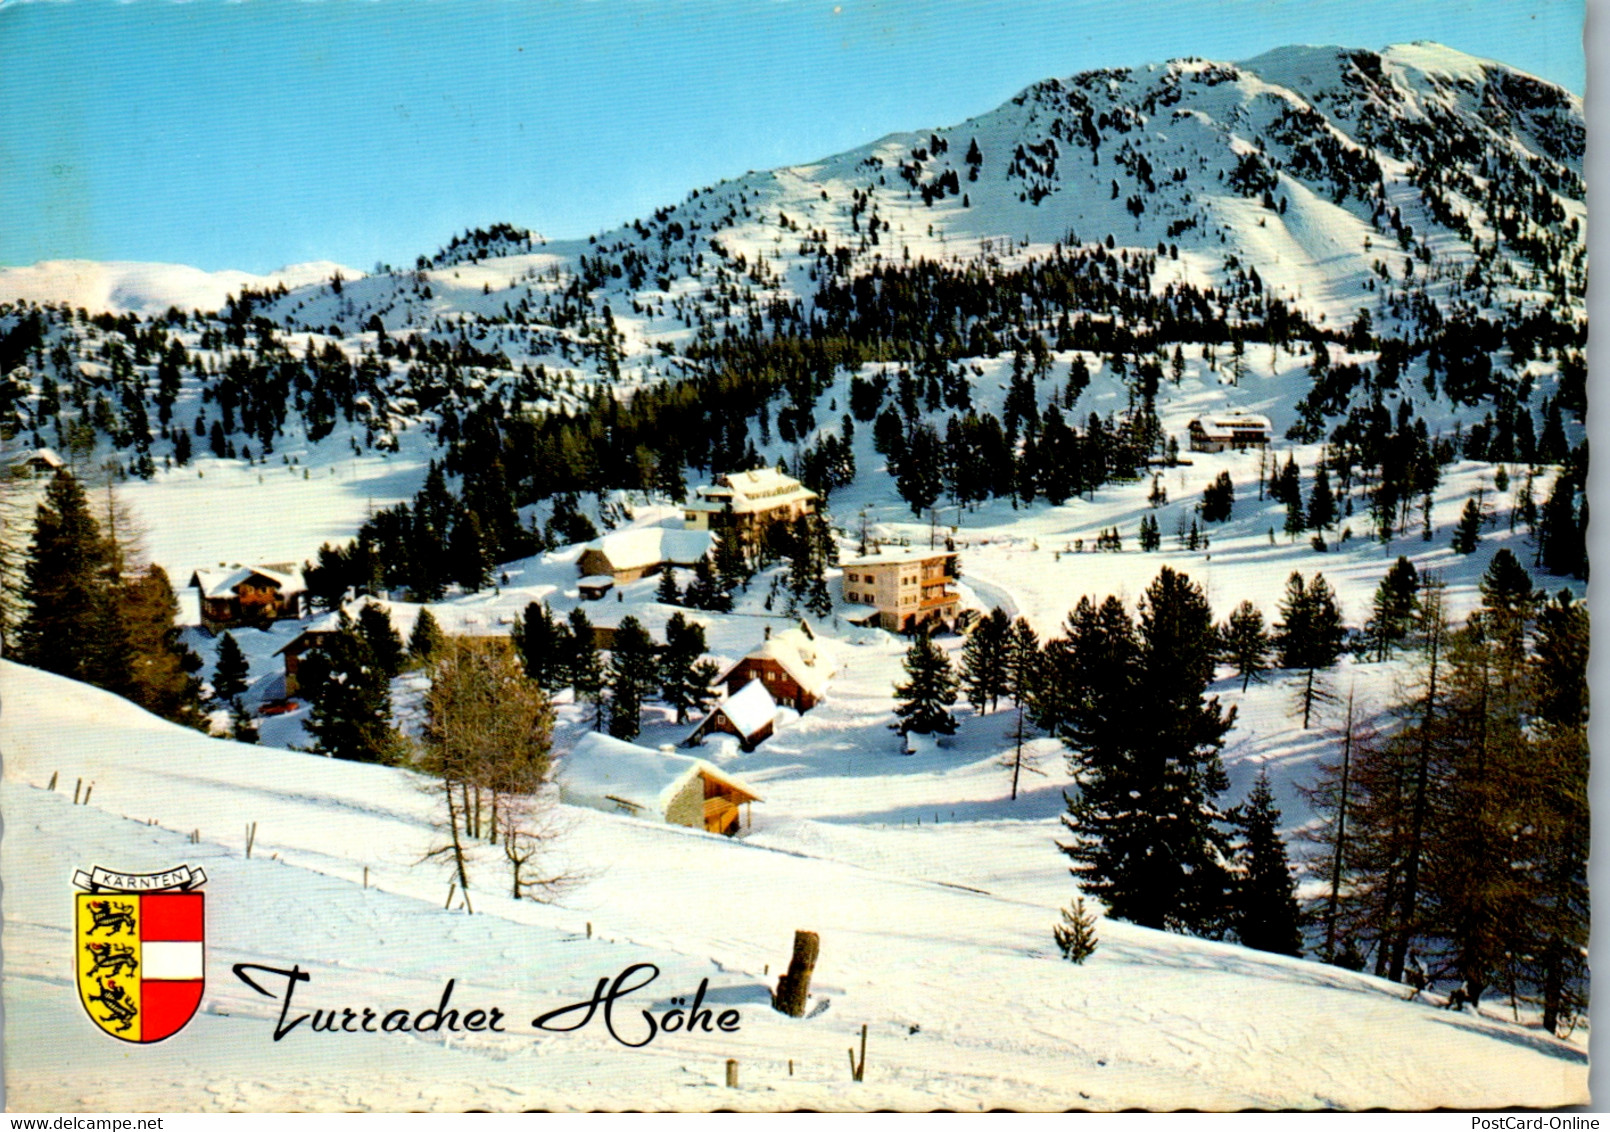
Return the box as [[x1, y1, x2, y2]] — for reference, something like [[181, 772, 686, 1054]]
[[300, 614, 401, 763], [659, 612, 717, 724], [606, 615, 657, 740], [1059, 570, 1234, 935], [960, 607, 1011, 712], [358, 603, 405, 678], [408, 607, 446, 662], [1232, 771, 1303, 956], [1365, 557, 1420, 661], [893, 627, 958, 736], [1220, 600, 1271, 692], [1275, 572, 1344, 729], [212, 630, 251, 705], [15, 470, 117, 685], [1004, 616, 1042, 800]]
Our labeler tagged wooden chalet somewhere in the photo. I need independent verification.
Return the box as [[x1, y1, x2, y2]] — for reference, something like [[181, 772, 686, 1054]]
[[556, 732, 762, 836], [189, 563, 306, 630], [684, 678, 780, 752], [719, 623, 835, 713], [575, 527, 715, 584], [1186, 411, 1273, 453]]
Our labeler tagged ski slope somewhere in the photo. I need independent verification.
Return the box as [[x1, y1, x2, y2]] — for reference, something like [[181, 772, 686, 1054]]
[[1, 662, 1587, 1110]]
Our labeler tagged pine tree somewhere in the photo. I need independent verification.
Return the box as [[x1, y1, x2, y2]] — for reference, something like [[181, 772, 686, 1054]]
[[511, 601, 565, 688], [567, 614, 606, 731], [1275, 572, 1344, 729], [1052, 897, 1099, 963], [299, 613, 402, 763], [659, 612, 717, 724], [212, 631, 251, 705], [1231, 770, 1303, 956], [15, 470, 118, 686], [1220, 600, 1271, 692], [358, 603, 405, 678], [408, 607, 446, 662], [1300, 684, 1372, 964], [893, 627, 958, 736], [1307, 462, 1336, 530], [960, 607, 1011, 712], [606, 615, 657, 740], [1451, 498, 1482, 554], [1059, 570, 1234, 935], [1365, 557, 1420, 661]]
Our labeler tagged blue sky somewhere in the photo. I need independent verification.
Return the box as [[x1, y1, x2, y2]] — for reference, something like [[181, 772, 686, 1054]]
[[0, 0, 1585, 272]]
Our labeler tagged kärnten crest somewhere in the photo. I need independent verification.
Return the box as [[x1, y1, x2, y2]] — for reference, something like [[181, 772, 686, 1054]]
[[74, 864, 207, 1043]]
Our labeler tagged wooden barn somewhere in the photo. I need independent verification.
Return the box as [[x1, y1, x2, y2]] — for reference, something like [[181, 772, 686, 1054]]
[[556, 732, 762, 836], [684, 678, 780, 752], [719, 623, 835, 713]]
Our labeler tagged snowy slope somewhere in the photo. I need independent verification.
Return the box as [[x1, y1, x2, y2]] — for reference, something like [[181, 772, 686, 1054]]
[[1, 663, 1587, 1110], [0, 261, 362, 317]]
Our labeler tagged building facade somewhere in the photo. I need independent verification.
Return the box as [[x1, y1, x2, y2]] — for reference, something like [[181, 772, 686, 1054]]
[[840, 548, 960, 633]]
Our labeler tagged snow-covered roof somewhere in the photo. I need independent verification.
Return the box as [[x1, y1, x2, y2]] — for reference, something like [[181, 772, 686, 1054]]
[[688, 468, 816, 514], [556, 731, 760, 816], [724, 627, 836, 696], [840, 546, 957, 569], [582, 527, 714, 572], [24, 447, 64, 468], [698, 677, 779, 740], [190, 563, 306, 599], [577, 575, 616, 589], [1188, 412, 1273, 440]]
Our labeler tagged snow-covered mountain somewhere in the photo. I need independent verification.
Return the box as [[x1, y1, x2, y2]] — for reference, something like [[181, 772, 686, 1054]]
[[0, 44, 1589, 1110]]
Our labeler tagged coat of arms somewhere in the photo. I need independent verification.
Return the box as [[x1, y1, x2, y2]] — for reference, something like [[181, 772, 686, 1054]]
[[73, 865, 207, 1043]]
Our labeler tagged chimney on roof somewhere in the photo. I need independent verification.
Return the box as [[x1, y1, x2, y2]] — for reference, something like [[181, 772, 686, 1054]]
[[764, 625, 771, 639]]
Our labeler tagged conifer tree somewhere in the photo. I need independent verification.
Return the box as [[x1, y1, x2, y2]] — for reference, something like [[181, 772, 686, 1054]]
[[1231, 770, 1303, 956], [606, 615, 657, 740], [511, 601, 565, 688], [655, 565, 680, 606], [1053, 897, 1099, 963], [1004, 616, 1042, 800], [212, 631, 251, 705], [408, 607, 446, 663], [15, 470, 118, 686], [567, 608, 605, 730], [893, 627, 958, 736], [118, 564, 206, 729], [1200, 470, 1234, 523], [299, 613, 402, 763], [358, 603, 405, 678], [1308, 462, 1336, 530], [1220, 600, 1271, 692], [1059, 570, 1234, 935], [1275, 572, 1344, 729], [1451, 498, 1482, 554], [659, 612, 717, 724], [960, 607, 1011, 713], [1365, 557, 1420, 661]]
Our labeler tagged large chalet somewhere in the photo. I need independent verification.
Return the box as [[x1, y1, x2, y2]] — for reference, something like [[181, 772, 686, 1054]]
[[683, 469, 817, 545], [1186, 411, 1273, 453]]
